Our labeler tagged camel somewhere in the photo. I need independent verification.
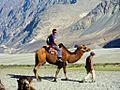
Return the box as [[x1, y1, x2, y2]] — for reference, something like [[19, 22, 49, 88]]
[[17, 76, 35, 90], [33, 43, 91, 81]]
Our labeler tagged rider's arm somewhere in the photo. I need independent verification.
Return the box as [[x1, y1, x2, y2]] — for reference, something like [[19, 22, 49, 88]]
[[52, 35, 58, 46], [53, 39, 58, 46]]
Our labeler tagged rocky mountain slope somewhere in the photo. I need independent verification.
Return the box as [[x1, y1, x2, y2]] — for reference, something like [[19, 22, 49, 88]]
[[0, 0, 78, 53], [60, 0, 120, 48], [0, 0, 119, 53]]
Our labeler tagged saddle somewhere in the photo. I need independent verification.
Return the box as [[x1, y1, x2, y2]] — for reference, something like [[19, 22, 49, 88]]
[[46, 46, 57, 55]]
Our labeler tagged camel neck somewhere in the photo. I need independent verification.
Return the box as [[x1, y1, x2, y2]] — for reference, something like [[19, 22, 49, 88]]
[[62, 46, 84, 63]]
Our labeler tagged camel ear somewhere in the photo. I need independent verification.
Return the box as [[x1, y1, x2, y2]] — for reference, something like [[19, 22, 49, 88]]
[[27, 77, 32, 83], [82, 44, 85, 46], [79, 45, 83, 49], [74, 44, 78, 48]]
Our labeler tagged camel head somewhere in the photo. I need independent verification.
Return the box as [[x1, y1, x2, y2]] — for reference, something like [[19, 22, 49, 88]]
[[80, 45, 91, 52], [75, 44, 91, 52], [17, 76, 35, 90]]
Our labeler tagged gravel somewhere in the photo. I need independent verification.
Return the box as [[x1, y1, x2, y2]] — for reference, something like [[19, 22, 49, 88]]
[[0, 48, 120, 90], [0, 67, 120, 90]]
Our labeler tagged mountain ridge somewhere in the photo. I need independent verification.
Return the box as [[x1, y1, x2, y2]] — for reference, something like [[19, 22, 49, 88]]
[[60, 0, 120, 48], [0, 0, 78, 53], [0, 0, 120, 53]]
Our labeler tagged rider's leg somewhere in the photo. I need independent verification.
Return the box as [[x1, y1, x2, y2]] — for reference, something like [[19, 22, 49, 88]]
[[52, 45, 62, 62]]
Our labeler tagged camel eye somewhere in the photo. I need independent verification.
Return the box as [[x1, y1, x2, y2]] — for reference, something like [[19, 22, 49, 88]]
[[84, 47, 86, 49]]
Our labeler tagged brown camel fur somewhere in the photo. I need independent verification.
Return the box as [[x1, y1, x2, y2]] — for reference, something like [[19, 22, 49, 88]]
[[17, 76, 35, 90], [33, 43, 91, 81]]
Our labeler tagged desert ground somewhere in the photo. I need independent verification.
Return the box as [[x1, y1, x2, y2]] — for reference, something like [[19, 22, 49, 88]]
[[0, 48, 120, 90]]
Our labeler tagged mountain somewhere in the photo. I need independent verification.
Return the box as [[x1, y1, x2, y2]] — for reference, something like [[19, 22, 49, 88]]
[[0, 0, 120, 53], [0, 0, 101, 53], [60, 0, 120, 48], [0, 0, 77, 53]]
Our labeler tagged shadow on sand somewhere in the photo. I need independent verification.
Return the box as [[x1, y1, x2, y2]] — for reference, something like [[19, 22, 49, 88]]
[[8, 74, 92, 83], [61, 79, 95, 83], [61, 78, 84, 83], [8, 74, 55, 81]]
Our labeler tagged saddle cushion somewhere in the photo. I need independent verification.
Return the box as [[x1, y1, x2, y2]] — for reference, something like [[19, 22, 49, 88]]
[[50, 47, 57, 54], [47, 46, 57, 54]]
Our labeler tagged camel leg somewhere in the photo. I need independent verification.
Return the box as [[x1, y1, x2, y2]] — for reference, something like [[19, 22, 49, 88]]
[[63, 65, 68, 80], [53, 67, 61, 82], [33, 63, 42, 81]]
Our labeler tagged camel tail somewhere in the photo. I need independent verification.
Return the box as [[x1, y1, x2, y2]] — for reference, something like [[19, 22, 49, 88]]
[[35, 52, 39, 67]]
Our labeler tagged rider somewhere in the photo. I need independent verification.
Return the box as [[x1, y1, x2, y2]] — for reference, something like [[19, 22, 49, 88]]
[[46, 29, 63, 62]]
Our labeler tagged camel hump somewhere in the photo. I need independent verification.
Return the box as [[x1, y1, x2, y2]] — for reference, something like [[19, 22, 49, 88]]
[[43, 46, 48, 51], [42, 46, 52, 53]]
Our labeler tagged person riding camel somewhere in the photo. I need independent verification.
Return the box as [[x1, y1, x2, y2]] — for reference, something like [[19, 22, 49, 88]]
[[46, 29, 63, 62]]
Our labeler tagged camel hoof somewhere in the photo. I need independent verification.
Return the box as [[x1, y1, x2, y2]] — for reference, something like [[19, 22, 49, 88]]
[[52, 79, 57, 82], [64, 78, 68, 80], [61, 78, 68, 81], [36, 76, 41, 81], [37, 79, 41, 82]]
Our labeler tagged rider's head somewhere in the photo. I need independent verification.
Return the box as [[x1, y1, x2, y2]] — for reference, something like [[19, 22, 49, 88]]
[[52, 29, 57, 35], [90, 51, 95, 56]]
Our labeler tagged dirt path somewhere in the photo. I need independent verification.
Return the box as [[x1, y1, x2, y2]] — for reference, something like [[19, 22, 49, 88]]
[[0, 67, 120, 90]]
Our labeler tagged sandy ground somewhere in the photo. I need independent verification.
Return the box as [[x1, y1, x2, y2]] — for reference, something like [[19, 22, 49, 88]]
[[0, 67, 120, 90]]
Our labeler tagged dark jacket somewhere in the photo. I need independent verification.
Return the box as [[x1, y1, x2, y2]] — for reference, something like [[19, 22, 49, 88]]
[[85, 55, 94, 72]]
